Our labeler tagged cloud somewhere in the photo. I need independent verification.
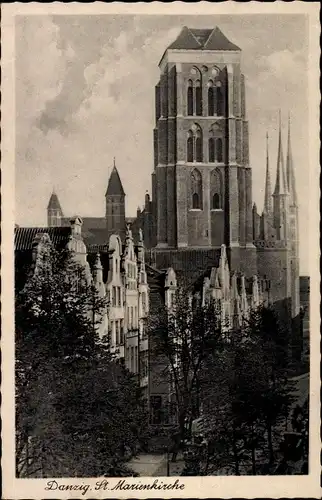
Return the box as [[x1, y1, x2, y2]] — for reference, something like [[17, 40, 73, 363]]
[[257, 49, 307, 83]]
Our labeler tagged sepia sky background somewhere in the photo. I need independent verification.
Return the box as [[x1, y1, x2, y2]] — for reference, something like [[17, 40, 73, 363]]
[[15, 14, 310, 273]]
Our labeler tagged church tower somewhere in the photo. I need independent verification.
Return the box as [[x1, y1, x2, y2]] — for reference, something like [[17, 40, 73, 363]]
[[105, 159, 126, 241], [152, 26, 256, 274], [260, 133, 275, 240], [272, 112, 290, 241], [47, 190, 63, 227]]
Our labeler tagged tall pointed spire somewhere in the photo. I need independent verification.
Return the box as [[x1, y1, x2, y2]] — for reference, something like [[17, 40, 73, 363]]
[[47, 190, 63, 212], [105, 159, 125, 196], [264, 132, 273, 215], [286, 113, 298, 206], [273, 110, 288, 196]]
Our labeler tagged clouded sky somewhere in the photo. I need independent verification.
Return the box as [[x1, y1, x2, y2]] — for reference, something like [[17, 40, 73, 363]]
[[15, 14, 310, 272]]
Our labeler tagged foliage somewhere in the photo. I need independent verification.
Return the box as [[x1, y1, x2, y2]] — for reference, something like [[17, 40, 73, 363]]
[[15, 247, 148, 477], [149, 288, 223, 435], [198, 304, 296, 475]]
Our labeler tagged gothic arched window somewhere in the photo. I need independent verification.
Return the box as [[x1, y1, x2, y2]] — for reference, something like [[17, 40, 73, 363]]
[[195, 80, 202, 116], [216, 138, 223, 162], [191, 168, 202, 209], [187, 131, 193, 162], [195, 129, 203, 162], [210, 168, 223, 209], [187, 80, 193, 116], [209, 134, 215, 162], [208, 80, 214, 116], [216, 81, 223, 116], [192, 193, 200, 209], [212, 193, 220, 209]]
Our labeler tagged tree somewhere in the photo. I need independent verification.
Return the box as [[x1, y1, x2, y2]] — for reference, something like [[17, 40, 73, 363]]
[[200, 304, 295, 475], [148, 287, 224, 449], [15, 246, 148, 477], [246, 305, 296, 465]]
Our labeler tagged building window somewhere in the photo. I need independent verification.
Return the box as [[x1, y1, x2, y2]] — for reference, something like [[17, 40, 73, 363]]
[[195, 129, 203, 162], [140, 352, 148, 378], [187, 125, 203, 163], [211, 168, 223, 209], [195, 80, 202, 116], [217, 138, 223, 162], [142, 292, 147, 312], [209, 135, 215, 162], [187, 131, 193, 162], [208, 80, 214, 116], [191, 168, 202, 210], [112, 286, 116, 307], [216, 82, 223, 116], [134, 346, 138, 373], [212, 193, 220, 210], [115, 320, 120, 345], [187, 80, 193, 116], [120, 320, 124, 344], [192, 193, 200, 209]]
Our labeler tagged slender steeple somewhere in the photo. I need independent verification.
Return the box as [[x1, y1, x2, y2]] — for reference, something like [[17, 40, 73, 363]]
[[273, 111, 288, 196], [263, 132, 273, 216], [272, 111, 289, 241], [105, 159, 125, 197], [286, 113, 298, 207], [105, 158, 126, 240]]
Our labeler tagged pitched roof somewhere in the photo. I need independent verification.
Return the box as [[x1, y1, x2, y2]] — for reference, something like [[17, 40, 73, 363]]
[[105, 166, 125, 196], [15, 226, 71, 251], [47, 192, 63, 211], [167, 26, 241, 52], [82, 228, 110, 247]]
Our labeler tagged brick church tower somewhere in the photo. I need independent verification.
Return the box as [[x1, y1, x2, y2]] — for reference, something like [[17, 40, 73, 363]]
[[152, 26, 256, 275], [105, 159, 126, 241]]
